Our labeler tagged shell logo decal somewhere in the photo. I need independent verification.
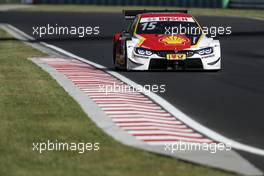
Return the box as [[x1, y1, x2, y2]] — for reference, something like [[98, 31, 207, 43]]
[[160, 35, 189, 45]]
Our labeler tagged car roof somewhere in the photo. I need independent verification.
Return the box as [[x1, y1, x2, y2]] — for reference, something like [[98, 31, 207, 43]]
[[140, 13, 193, 18]]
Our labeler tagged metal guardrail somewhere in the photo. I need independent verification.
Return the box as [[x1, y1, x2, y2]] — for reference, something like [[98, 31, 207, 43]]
[[5, 0, 264, 9], [26, 0, 228, 8], [229, 0, 264, 9], [0, 0, 21, 3]]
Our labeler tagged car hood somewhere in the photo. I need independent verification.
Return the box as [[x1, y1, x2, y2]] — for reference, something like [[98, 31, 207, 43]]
[[136, 34, 194, 51]]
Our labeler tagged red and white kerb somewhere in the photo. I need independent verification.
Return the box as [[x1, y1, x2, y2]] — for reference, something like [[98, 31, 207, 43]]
[[41, 58, 214, 145]]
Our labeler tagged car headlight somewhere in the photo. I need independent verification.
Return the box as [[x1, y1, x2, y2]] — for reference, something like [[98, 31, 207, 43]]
[[135, 47, 153, 56], [145, 50, 153, 56], [197, 47, 213, 55]]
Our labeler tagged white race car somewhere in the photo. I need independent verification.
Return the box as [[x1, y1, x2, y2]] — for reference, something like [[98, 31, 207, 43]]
[[113, 10, 221, 70]]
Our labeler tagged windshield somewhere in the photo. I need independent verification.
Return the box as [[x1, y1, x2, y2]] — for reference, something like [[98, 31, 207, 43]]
[[136, 19, 202, 35]]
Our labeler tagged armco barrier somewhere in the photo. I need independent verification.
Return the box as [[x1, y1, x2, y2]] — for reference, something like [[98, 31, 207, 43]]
[[0, 0, 21, 3], [229, 0, 264, 9], [31, 0, 229, 8]]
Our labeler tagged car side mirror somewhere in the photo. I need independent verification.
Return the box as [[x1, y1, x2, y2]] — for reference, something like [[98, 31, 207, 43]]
[[206, 33, 212, 38], [122, 30, 131, 36], [121, 30, 132, 40], [206, 33, 219, 39]]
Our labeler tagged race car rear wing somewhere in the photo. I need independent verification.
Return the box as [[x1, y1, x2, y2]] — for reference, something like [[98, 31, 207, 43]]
[[123, 10, 188, 20]]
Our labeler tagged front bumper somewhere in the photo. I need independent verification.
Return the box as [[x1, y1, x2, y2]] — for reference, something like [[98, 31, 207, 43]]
[[127, 55, 221, 70], [148, 58, 203, 70], [126, 48, 221, 70]]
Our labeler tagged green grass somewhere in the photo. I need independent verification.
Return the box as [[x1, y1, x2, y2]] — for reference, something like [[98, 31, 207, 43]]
[[16, 4, 264, 18], [0, 29, 235, 176]]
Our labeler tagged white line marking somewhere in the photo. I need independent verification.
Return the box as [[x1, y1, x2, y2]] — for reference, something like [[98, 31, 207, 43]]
[[127, 130, 202, 137], [5, 24, 264, 156], [117, 122, 188, 128], [98, 104, 161, 109], [146, 141, 212, 145], [121, 126, 193, 133], [137, 136, 212, 143], [102, 107, 166, 113], [112, 118, 182, 124], [104, 111, 171, 116], [42, 44, 264, 156]]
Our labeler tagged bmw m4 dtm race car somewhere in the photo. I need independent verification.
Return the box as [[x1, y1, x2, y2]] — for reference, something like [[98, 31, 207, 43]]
[[113, 10, 221, 70]]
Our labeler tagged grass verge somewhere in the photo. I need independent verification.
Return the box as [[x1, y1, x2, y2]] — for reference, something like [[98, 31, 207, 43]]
[[16, 5, 264, 19], [0, 28, 234, 176]]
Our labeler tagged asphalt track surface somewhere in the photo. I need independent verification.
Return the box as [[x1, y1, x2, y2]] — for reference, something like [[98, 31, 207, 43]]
[[1, 12, 264, 171]]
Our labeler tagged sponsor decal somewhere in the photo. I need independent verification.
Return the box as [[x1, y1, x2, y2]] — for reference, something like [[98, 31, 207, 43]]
[[166, 53, 186, 60], [140, 17, 194, 23], [160, 35, 190, 45]]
